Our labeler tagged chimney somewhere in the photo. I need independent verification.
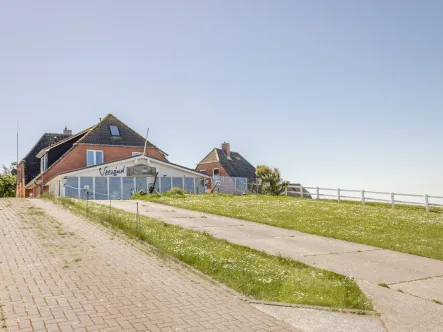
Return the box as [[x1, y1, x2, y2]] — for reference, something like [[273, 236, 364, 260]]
[[63, 126, 72, 136], [221, 142, 230, 158]]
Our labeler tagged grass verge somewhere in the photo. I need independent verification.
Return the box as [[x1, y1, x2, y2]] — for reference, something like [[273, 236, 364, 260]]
[[132, 193, 443, 260], [47, 196, 372, 310]]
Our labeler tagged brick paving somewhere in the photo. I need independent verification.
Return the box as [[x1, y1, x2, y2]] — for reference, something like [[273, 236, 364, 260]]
[[0, 198, 297, 332]]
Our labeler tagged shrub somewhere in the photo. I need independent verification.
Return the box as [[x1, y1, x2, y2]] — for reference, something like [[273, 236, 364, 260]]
[[256, 165, 289, 196], [163, 187, 187, 197], [0, 165, 16, 198]]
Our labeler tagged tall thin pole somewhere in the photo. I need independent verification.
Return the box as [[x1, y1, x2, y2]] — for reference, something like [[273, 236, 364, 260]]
[[16, 121, 19, 166], [16, 121, 19, 196], [143, 128, 149, 156]]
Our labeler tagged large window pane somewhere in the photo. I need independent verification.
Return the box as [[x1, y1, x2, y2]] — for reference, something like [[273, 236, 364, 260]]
[[160, 177, 171, 193], [172, 177, 183, 189], [95, 177, 108, 200], [196, 177, 206, 194], [136, 177, 147, 193], [65, 177, 78, 198], [123, 177, 134, 199], [80, 177, 94, 200], [109, 177, 122, 200], [96, 151, 103, 165], [185, 178, 195, 194], [87, 151, 94, 167], [154, 177, 160, 193]]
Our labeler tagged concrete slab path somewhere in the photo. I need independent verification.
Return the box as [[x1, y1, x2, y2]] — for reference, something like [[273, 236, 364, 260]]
[[0, 198, 298, 332], [97, 200, 443, 332]]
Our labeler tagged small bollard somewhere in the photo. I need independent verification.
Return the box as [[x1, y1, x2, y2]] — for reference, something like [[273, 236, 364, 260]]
[[86, 191, 89, 214]]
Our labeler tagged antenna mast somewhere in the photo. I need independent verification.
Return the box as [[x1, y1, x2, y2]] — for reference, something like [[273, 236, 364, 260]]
[[143, 128, 150, 156], [16, 121, 19, 165]]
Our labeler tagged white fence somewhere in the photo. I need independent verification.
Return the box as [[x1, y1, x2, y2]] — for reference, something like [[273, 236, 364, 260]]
[[286, 185, 443, 213]]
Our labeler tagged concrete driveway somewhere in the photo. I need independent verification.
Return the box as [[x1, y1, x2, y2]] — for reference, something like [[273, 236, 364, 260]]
[[98, 200, 443, 332]]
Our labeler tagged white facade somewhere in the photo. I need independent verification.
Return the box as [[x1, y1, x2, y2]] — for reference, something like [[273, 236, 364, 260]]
[[47, 156, 209, 200]]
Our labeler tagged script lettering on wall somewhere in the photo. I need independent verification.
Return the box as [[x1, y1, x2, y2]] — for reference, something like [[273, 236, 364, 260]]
[[98, 166, 126, 177]]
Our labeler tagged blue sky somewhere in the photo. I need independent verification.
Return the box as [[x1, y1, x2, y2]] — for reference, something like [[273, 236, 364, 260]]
[[0, 0, 442, 194]]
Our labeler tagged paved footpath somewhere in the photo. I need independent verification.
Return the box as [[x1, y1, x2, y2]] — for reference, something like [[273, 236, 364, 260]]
[[98, 200, 443, 332], [0, 198, 297, 332]]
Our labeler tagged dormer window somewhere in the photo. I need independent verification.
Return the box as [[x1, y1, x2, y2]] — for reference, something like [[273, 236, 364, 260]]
[[109, 125, 120, 136], [40, 154, 48, 173]]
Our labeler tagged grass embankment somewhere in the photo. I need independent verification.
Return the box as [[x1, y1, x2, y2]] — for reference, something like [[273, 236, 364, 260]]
[[49, 197, 372, 310], [133, 194, 443, 260]]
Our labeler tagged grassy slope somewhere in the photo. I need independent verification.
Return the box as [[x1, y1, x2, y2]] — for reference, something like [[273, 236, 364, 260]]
[[51, 197, 372, 310], [133, 194, 443, 260]]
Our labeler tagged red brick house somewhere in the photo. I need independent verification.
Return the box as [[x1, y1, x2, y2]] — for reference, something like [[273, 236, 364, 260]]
[[196, 142, 256, 179], [17, 114, 207, 198]]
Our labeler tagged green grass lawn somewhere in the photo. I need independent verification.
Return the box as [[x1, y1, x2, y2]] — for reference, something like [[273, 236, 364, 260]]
[[50, 197, 372, 310], [133, 193, 443, 260]]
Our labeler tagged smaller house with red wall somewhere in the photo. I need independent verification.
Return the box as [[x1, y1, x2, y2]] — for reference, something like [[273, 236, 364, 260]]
[[196, 143, 256, 193], [17, 114, 209, 199]]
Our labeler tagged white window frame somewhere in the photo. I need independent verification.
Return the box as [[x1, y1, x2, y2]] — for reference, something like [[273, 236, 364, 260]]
[[86, 150, 104, 167], [132, 152, 142, 156], [40, 154, 48, 173], [213, 168, 220, 176]]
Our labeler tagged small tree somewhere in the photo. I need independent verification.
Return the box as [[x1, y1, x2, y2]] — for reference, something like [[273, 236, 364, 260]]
[[0, 165, 16, 198], [255, 165, 289, 196]]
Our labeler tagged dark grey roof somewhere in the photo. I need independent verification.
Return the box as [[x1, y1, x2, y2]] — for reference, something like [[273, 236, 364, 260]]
[[198, 148, 256, 178], [22, 133, 71, 184], [217, 149, 256, 178], [77, 114, 162, 151], [37, 127, 92, 157]]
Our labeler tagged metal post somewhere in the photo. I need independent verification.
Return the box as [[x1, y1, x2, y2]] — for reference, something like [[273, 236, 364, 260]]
[[361, 190, 365, 205], [109, 199, 111, 216], [86, 191, 89, 214], [425, 194, 430, 213], [316, 187, 320, 200], [300, 185, 304, 198], [337, 188, 340, 202], [391, 193, 395, 209], [285, 186, 288, 196]]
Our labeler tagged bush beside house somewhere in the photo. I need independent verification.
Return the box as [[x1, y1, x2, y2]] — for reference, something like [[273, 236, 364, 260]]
[[0, 165, 16, 197]]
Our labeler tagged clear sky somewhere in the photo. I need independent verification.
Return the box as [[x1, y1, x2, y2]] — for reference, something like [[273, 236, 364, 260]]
[[1, 0, 442, 194]]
